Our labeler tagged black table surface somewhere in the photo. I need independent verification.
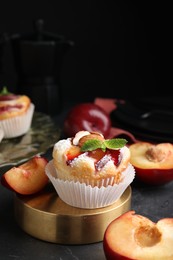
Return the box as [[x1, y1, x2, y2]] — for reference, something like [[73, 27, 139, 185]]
[[1, 108, 173, 260]]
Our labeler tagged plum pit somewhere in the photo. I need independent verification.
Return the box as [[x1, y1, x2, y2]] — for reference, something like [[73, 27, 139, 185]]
[[134, 224, 162, 247]]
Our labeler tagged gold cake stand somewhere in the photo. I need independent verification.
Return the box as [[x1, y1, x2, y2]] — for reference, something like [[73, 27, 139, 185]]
[[14, 184, 132, 245]]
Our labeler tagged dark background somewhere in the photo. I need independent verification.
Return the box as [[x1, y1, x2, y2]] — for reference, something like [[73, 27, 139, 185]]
[[0, 1, 172, 112]]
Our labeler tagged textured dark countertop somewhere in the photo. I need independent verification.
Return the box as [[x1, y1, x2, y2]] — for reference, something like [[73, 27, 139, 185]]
[[1, 108, 173, 260]]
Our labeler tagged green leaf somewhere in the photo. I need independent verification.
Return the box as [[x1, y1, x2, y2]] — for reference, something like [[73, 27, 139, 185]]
[[80, 138, 128, 152], [0, 86, 10, 95], [81, 139, 106, 152], [104, 138, 128, 150]]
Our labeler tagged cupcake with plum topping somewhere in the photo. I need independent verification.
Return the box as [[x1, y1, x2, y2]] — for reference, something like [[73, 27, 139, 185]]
[[0, 87, 34, 138], [46, 130, 135, 209]]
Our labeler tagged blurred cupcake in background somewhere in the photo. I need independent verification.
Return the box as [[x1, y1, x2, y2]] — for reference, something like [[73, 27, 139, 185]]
[[0, 87, 35, 139]]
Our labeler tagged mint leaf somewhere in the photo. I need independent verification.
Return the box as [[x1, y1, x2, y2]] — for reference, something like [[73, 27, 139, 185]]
[[81, 139, 106, 152], [104, 138, 127, 150], [80, 138, 127, 152], [0, 86, 10, 95]]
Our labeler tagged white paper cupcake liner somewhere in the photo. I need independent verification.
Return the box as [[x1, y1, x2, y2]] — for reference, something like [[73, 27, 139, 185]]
[[0, 103, 35, 139], [0, 128, 4, 142], [45, 160, 135, 209]]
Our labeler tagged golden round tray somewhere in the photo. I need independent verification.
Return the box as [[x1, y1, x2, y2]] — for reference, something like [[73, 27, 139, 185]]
[[14, 184, 132, 245]]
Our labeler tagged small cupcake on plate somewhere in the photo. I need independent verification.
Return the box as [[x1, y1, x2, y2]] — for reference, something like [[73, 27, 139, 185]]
[[45, 130, 135, 209], [0, 87, 35, 139]]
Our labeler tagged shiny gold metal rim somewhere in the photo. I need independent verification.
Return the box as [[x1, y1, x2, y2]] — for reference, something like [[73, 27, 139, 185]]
[[14, 184, 132, 244]]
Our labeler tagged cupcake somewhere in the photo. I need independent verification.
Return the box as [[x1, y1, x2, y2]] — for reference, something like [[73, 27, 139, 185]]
[[45, 130, 135, 209], [0, 87, 35, 138]]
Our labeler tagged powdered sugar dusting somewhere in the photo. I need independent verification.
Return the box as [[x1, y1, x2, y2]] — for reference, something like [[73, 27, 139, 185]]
[[54, 138, 72, 153], [95, 154, 111, 171], [70, 152, 94, 168]]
